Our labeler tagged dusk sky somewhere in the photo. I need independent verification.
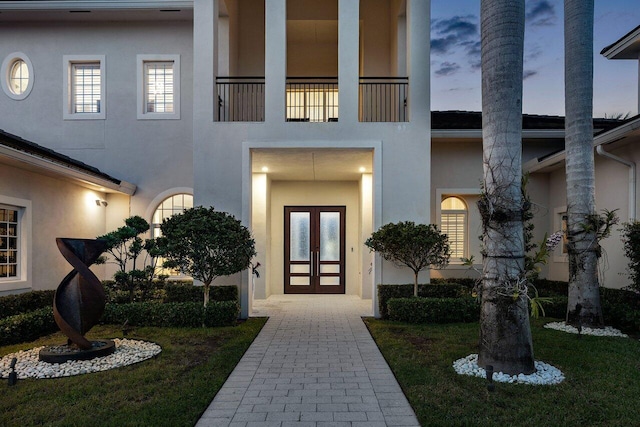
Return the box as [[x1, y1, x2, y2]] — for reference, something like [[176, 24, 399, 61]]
[[430, 0, 640, 118]]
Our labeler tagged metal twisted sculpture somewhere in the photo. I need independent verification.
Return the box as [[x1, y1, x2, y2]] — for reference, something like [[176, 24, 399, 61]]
[[53, 238, 108, 350]]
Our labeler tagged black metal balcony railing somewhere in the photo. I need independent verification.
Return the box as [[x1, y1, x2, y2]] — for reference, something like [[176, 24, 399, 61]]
[[215, 76, 408, 123], [216, 76, 265, 122], [359, 77, 408, 122], [285, 77, 338, 123]]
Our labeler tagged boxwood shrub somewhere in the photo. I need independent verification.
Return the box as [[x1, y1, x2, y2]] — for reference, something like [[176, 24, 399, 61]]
[[377, 284, 468, 319], [101, 300, 240, 327], [387, 297, 480, 324], [0, 290, 55, 320], [163, 284, 238, 304], [0, 307, 57, 346]]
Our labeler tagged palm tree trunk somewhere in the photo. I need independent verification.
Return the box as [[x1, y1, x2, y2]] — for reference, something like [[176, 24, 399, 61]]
[[564, 0, 603, 328], [478, 0, 534, 375]]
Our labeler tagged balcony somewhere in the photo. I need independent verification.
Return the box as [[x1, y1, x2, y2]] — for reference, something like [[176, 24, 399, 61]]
[[359, 77, 408, 123], [215, 76, 408, 123], [216, 76, 265, 122]]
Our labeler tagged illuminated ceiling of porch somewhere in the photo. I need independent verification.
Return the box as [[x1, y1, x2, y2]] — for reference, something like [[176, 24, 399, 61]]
[[251, 148, 373, 181]]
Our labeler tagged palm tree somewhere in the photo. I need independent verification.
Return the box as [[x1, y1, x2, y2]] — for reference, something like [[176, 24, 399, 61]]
[[564, 0, 603, 328], [477, 0, 534, 375]]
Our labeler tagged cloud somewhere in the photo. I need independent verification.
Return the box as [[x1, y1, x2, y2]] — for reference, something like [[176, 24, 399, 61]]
[[431, 35, 460, 55], [462, 40, 481, 57], [433, 15, 478, 39], [435, 62, 461, 77], [431, 15, 479, 56], [526, 0, 557, 27], [523, 70, 538, 80]]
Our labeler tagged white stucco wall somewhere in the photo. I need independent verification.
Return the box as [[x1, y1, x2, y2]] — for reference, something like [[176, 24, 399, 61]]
[[0, 20, 195, 227], [544, 145, 635, 289], [0, 163, 130, 295]]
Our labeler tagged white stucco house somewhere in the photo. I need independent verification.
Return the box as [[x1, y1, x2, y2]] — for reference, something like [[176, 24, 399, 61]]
[[0, 1, 637, 317]]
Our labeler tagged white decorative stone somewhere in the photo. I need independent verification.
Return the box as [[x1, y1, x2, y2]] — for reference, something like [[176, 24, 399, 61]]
[[452, 354, 565, 385], [543, 321, 628, 337], [0, 339, 161, 379]]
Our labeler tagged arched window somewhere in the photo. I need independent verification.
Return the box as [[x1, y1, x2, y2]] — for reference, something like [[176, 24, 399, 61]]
[[441, 196, 467, 260], [151, 193, 193, 276]]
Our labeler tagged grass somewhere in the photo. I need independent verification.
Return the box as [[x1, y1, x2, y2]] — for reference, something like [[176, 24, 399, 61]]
[[0, 318, 266, 427], [365, 318, 640, 427]]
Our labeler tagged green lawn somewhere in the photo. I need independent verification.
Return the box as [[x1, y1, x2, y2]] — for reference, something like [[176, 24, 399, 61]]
[[365, 318, 640, 427], [0, 319, 266, 427]]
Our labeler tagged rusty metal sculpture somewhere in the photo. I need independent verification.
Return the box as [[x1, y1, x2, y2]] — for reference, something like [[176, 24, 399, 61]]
[[52, 238, 108, 350]]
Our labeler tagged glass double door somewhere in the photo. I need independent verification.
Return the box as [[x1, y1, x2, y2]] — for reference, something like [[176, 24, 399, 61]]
[[284, 206, 345, 294]]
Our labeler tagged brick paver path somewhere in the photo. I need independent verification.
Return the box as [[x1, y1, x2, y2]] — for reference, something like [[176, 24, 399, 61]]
[[196, 295, 420, 427]]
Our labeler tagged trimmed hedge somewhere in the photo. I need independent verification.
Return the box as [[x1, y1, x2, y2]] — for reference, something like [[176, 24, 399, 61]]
[[378, 284, 469, 319], [387, 297, 480, 324], [0, 307, 57, 346], [601, 288, 640, 334], [532, 279, 569, 297], [163, 284, 238, 304], [101, 301, 240, 327], [0, 290, 55, 320], [431, 277, 477, 290]]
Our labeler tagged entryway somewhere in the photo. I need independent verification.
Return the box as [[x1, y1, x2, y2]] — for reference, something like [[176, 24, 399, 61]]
[[284, 206, 346, 294]]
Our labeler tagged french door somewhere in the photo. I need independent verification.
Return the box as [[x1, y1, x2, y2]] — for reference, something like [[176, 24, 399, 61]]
[[284, 206, 346, 294]]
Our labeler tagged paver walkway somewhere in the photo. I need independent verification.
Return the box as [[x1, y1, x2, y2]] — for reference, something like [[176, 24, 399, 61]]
[[196, 295, 420, 427]]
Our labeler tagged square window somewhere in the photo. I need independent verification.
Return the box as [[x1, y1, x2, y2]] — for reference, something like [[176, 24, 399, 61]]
[[63, 55, 106, 120], [137, 55, 180, 120]]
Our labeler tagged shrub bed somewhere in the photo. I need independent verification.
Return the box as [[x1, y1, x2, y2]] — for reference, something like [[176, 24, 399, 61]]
[[0, 307, 57, 346], [101, 301, 240, 327], [0, 290, 55, 320], [163, 284, 238, 304], [378, 284, 468, 319], [387, 297, 480, 324]]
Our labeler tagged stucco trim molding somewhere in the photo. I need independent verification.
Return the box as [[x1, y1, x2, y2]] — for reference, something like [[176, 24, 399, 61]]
[[0, 1, 194, 11]]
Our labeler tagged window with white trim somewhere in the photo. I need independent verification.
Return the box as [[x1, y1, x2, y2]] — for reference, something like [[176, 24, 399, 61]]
[[151, 193, 193, 276], [1, 53, 34, 100], [441, 196, 467, 260], [137, 55, 180, 120], [0, 205, 20, 280], [63, 55, 105, 119]]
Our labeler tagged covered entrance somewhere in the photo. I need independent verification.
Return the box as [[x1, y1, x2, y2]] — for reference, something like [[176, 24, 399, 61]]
[[248, 146, 376, 305], [284, 206, 346, 294]]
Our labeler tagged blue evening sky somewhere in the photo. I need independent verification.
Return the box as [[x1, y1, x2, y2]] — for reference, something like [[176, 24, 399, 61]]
[[430, 0, 640, 117]]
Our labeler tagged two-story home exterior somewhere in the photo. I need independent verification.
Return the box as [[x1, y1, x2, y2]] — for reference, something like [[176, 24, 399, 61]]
[[0, 0, 431, 317], [1, 0, 638, 318]]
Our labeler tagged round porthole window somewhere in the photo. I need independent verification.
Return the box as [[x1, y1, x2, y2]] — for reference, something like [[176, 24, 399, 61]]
[[1, 53, 34, 100], [9, 59, 29, 95]]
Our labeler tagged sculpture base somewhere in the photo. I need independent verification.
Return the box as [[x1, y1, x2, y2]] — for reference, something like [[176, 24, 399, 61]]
[[39, 340, 116, 363]]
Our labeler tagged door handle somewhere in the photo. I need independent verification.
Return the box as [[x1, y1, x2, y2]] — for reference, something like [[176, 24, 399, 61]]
[[311, 251, 315, 276], [316, 251, 320, 277]]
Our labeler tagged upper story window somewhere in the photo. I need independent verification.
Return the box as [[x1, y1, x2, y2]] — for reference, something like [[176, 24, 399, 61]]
[[441, 196, 467, 261], [63, 55, 106, 120], [137, 54, 180, 120], [0, 205, 20, 280], [1, 53, 34, 100]]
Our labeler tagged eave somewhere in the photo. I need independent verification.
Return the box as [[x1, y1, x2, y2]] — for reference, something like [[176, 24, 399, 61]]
[[0, 1, 194, 11], [600, 25, 640, 60], [0, 145, 136, 195], [524, 115, 640, 174]]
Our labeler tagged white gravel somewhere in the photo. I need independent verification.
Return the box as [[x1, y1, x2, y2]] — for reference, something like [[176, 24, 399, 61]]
[[543, 321, 628, 337], [0, 339, 161, 379], [453, 353, 565, 385]]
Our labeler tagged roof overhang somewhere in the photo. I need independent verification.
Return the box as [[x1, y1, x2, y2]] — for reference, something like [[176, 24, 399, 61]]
[[431, 129, 567, 139], [0, 145, 136, 195], [0, 1, 194, 11], [601, 25, 640, 59], [524, 116, 640, 174]]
